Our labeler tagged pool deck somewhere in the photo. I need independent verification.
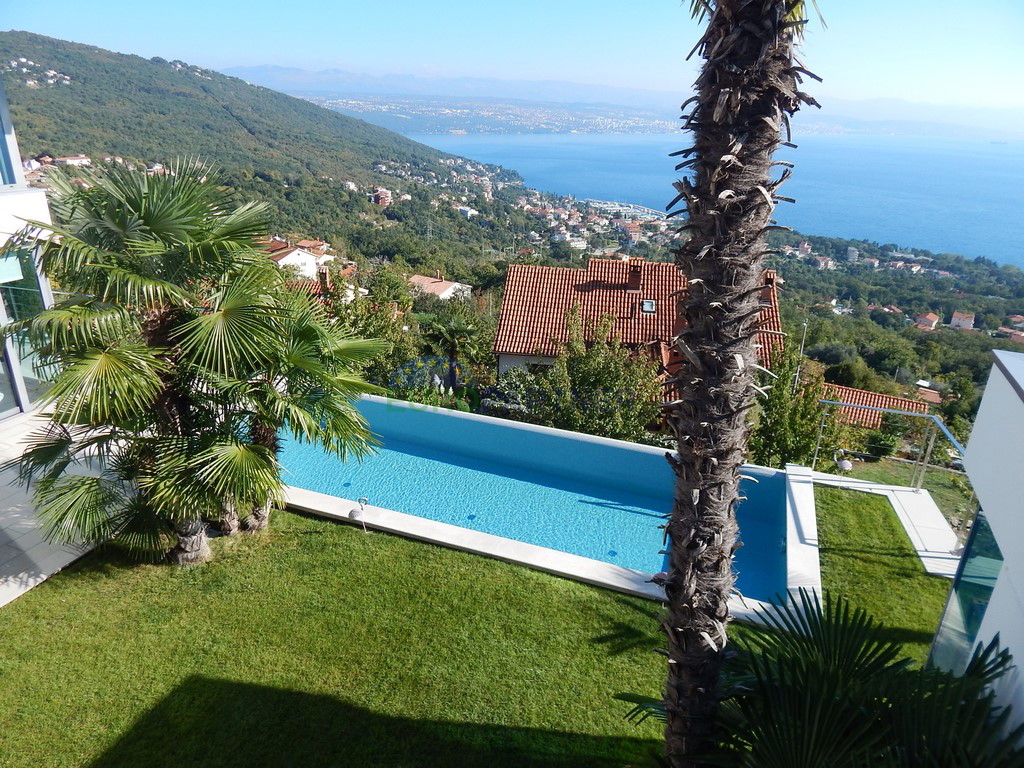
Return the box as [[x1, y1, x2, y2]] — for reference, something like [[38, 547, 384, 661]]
[[811, 470, 960, 578], [0, 411, 89, 608]]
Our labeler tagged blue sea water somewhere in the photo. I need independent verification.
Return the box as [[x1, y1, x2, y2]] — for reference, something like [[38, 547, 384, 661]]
[[408, 132, 1024, 267], [280, 398, 787, 599]]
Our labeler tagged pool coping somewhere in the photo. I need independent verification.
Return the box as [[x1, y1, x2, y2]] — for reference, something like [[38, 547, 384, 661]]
[[284, 475, 818, 625], [283, 484, 666, 601]]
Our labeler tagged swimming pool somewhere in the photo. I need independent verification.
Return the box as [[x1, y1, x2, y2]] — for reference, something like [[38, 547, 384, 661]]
[[281, 396, 807, 605]]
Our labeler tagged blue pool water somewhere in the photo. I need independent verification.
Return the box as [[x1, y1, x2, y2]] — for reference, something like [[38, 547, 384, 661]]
[[280, 397, 787, 599]]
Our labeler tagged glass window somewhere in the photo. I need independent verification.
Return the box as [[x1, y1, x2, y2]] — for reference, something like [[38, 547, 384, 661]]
[[0, 245, 49, 402], [0, 122, 15, 185], [929, 511, 1003, 674]]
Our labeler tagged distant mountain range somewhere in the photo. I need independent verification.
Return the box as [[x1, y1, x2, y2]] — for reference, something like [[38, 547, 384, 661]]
[[220, 65, 680, 112], [222, 64, 1024, 140]]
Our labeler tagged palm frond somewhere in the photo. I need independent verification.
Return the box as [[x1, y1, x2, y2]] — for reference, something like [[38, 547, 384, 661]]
[[34, 473, 131, 545], [42, 343, 168, 425], [173, 267, 282, 377]]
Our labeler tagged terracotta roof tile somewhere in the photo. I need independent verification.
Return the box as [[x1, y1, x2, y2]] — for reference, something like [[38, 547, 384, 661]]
[[824, 384, 929, 429], [494, 258, 782, 367]]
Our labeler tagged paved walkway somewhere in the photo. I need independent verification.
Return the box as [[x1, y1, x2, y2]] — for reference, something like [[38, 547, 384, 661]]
[[0, 412, 87, 608], [811, 470, 961, 578]]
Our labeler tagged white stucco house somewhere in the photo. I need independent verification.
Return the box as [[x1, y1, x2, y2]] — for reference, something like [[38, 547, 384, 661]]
[[930, 350, 1024, 726], [263, 241, 320, 279], [408, 271, 472, 302]]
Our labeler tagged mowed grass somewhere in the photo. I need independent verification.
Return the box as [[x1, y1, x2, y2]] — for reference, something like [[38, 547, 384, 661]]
[[813, 485, 951, 663], [0, 511, 664, 768], [846, 458, 974, 527]]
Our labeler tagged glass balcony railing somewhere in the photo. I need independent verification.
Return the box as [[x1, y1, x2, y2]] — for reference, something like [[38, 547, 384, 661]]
[[928, 510, 1003, 674], [0, 124, 16, 185]]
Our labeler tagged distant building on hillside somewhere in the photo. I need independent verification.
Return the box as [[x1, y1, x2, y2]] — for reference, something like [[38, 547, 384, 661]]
[[846, 247, 860, 261], [951, 311, 975, 330], [916, 386, 944, 407], [53, 154, 91, 167], [915, 312, 940, 331], [408, 271, 472, 302], [286, 268, 366, 304], [371, 187, 392, 207], [260, 239, 320, 279]]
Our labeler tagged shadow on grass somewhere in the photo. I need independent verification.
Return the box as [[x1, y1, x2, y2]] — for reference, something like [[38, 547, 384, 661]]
[[87, 676, 660, 768], [872, 625, 940, 648], [819, 545, 929, 560], [590, 594, 664, 656]]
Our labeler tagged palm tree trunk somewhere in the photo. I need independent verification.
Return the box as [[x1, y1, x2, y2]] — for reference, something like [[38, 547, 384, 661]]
[[244, 497, 273, 532], [169, 518, 212, 564], [663, 2, 816, 765], [218, 497, 240, 536], [243, 420, 280, 533]]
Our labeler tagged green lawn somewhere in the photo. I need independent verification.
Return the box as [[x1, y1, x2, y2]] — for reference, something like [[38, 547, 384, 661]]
[[812, 485, 951, 663], [1, 483, 955, 766], [0, 512, 664, 768], [844, 458, 975, 529]]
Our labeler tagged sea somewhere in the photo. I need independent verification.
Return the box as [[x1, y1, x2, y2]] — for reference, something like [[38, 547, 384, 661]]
[[407, 132, 1024, 268]]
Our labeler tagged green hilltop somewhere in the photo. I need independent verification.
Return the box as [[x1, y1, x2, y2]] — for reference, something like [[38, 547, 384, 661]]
[[0, 30, 446, 184], [0, 30, 534, 283]]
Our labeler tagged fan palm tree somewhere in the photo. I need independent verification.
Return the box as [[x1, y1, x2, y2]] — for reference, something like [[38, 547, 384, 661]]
[[211, 289, 388, 533], [662, 1, 820, 763], [423, 315, 480, 390], [4, 162, 379, 562], [621, 591, 1024, 766]]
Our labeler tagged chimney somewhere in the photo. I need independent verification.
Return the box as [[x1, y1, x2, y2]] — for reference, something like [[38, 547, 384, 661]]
[[626, 262, 642, 292], [317, 266, 332, 296], [435, 269, 442, 281]]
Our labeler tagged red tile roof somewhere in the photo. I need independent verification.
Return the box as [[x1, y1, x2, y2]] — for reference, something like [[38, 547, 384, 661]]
[[494, 258, 782, 367], [285, 270, 332, 297], [824, 384, 929, 429]]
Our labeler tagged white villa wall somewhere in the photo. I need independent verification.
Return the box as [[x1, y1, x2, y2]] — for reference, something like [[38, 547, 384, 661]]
[[978, 574, 1024, 721], [0, 187, 51, 245], [964, 352, 1024, 725]]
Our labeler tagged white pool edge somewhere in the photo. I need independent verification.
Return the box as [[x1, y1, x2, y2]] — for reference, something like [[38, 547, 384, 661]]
[[283, 484, 666, 601], [284, 459, 821, 627]]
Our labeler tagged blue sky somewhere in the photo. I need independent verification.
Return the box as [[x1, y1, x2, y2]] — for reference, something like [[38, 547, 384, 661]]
[[5, 0, 1023, 108]]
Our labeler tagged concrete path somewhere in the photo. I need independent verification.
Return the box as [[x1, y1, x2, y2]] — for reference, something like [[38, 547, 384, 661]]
[[0, 412, 88, 608], [811, 470, 961, 578]]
